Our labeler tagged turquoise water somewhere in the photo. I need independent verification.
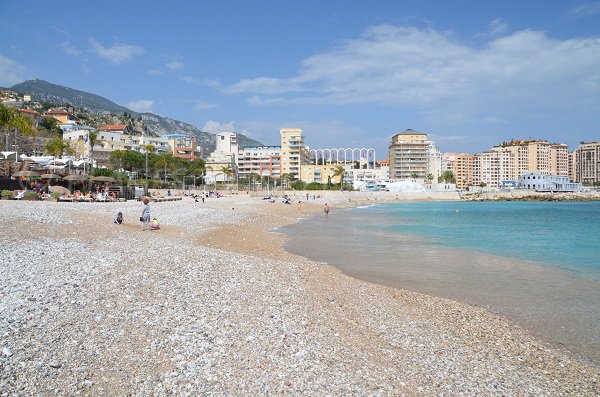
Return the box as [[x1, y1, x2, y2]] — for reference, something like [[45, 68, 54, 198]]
[[280, 200, 600, 364], [368, 201, 600, 280]]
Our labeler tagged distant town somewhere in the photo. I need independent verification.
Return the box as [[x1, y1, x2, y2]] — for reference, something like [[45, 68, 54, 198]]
[[1, 88, 599, 193]]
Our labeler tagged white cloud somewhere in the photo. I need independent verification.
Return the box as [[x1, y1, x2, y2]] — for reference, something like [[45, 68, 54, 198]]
[[165, 60, 184, 71], [193, 100, 218, 110], [181, 75, 220, 87], [0, 54, 25, 86], [223, 25, 600, 123], [147, 69, 162, 76], [569, 2, 600, 17], [489, 18, 508, 35], [60, 41, 81, 56], [202, 120, 237, 133], [89, 37, 145, 65], [126, 99, 154, 112]]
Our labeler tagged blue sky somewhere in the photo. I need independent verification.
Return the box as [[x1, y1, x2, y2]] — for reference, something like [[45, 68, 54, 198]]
[[1, 1, 599, 158]]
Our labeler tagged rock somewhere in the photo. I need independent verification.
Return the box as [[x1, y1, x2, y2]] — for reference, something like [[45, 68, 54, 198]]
[[2, 347, 12, 357], [48, 361, 62, 369]]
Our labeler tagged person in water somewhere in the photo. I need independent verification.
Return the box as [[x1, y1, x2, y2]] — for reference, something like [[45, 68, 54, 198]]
[[323, 203, 330, 217]]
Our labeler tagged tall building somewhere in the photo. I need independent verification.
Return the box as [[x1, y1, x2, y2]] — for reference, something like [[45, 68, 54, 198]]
[[389, 129, 435, 180], [496, 139, 568, 178], [568, 151, 577, 182], [237, 146, 282, 179], [205, 132, 238, 183], [443, 153, 475, 189], [280, 128, 309, 180], [575, 142, 600, 184], [474, 149, 516, 188]]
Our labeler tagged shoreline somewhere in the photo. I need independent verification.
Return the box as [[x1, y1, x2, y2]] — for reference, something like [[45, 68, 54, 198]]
[[1, 197, 599, 395]]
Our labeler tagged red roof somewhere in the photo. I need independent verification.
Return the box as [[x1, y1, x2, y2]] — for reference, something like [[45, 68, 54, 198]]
[[19, 108, 40, 116], [100, 124, 127, 131], [46, 109, 71, 115]]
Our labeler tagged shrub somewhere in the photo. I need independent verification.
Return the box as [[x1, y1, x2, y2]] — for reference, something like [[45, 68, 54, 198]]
[[1, 190, 12, 199]]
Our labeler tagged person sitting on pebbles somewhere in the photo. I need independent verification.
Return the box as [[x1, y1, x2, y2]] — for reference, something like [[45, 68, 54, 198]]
[[114, 211, 124, 225]]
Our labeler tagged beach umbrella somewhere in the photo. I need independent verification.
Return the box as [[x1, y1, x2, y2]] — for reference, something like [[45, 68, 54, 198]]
[[12, 170, 40, 177], [62, 174, 87, 182], [49, 185, 71, 195], [91, 176, 117, 183], [40, 173, 63, 180]]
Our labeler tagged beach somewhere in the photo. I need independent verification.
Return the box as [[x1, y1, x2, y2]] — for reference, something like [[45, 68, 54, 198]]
[[1, 194, 599, 396]]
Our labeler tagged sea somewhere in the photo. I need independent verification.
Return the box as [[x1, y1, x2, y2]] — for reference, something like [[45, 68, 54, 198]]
[[278, 201, 600, 365]]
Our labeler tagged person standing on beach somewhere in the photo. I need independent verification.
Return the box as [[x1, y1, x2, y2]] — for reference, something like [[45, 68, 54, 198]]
[[141, 197, 151, 230], [324, 203, 330, 217]]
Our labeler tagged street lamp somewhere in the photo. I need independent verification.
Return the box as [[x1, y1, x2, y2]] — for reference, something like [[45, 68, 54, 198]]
[[12, 144, 18, 163]]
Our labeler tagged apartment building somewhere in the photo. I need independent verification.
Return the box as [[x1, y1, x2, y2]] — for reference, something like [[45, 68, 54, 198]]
[[575, 141, 600, 184], [237, 146, 282, 179], [443, 153, 475, 189], [550, 143, 568, 176], [280, 128, 310, 180], [473, 149, 516, 188], [389, 129, 434, 180]]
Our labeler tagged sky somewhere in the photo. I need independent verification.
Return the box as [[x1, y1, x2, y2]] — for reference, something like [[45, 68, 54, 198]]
[[1, 1, 599, 158]]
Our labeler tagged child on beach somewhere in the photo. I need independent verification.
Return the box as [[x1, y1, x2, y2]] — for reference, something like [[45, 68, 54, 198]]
[[114, 211, 124, 224], [151, 217, 160, 230], [140, 197, 151, 230], [324, 203, 330, 217]]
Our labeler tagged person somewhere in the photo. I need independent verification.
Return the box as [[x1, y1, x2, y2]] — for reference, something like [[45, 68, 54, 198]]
[[151, 217, 160, 230], [141, 197, 151, 230], [324, 203, 330, 217], [114, 211, 124, 224]]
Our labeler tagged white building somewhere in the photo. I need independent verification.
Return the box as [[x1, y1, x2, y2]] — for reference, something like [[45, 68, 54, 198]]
[[519, 172, 582, 192], [237, 146, 282, 178], [205, 132, 239, 183]]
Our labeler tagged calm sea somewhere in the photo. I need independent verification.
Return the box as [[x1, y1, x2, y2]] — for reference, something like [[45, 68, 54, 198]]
[[279, 201, 600, 365]]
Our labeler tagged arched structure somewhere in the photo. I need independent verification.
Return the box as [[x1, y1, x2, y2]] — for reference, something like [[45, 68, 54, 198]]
[[309, 147, 376, 169]]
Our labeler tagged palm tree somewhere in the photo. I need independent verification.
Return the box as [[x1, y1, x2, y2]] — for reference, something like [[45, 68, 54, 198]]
[[155, 153, 175, 184], [220, 165, 233, 185], [144, 143, 155, 179], [333, 164, 345, 191], [88, 130, 98, 172], [0, 104, 36, 151], [43, 137, 74, 158]]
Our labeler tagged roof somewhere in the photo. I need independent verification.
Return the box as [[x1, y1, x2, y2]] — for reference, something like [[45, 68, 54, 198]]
[[396, 129, 427, 135], [46, 109, 71, 115], [100, 124, 127, 131], [18, 108, 40, 116]]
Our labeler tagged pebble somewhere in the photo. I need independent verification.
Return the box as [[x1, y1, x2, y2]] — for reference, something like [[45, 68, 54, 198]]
[[0, 200, 598, 396]]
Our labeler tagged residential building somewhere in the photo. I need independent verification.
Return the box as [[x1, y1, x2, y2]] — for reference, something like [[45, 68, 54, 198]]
[[45, 108, 75, 124], [205, 132, 238, 183], [568, 151, 577, 182], [280, 128, 310, 180], [443, 153, 475, 189], [519, 172, 582, 192], [575, 141, 600, 184], [474, 149, 516, 189], [388, 129, 434, 180], [163, 134, 196, 161], [550, 143, 569, 177], [300, 164, 342, 185], [18, 108, 41, 126], [237, 146, 282, 179]]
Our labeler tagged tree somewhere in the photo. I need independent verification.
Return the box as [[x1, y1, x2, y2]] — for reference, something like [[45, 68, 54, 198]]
[[144, 144, 155, 179], [333, 165, 345, 191], [88, 130, 98, 172], [43, 137, 73, 158], [438, 170, 456, 184], [39, 116, 60, 135], [410, 172, 420, 179], [0, 104, 36, 152], [220, 165, 233, 184], [155, 153, 175, 183]]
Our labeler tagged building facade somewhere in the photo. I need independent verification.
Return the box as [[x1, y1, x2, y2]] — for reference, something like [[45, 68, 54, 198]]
[[389, 129, 434, 180], [280, 128, 310, 180], [443, 153, 475, 189], [519, 172, 582, 192], [575, 142, 600, 184], [237, 146, 282, 179]]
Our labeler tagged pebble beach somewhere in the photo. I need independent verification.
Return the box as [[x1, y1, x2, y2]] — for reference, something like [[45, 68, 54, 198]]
[[1, 196, 599, 396]]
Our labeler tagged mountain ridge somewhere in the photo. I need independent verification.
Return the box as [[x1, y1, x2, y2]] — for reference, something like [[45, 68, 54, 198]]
[[10, 79, 263, 154]]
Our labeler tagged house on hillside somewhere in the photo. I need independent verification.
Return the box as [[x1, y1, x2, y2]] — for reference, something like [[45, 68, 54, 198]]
[[18, 108, 42, 127], [45, 108, 76, 124]]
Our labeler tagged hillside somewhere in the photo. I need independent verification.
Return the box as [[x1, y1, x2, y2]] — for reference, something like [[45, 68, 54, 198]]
[[10, 79, 263, 153]]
